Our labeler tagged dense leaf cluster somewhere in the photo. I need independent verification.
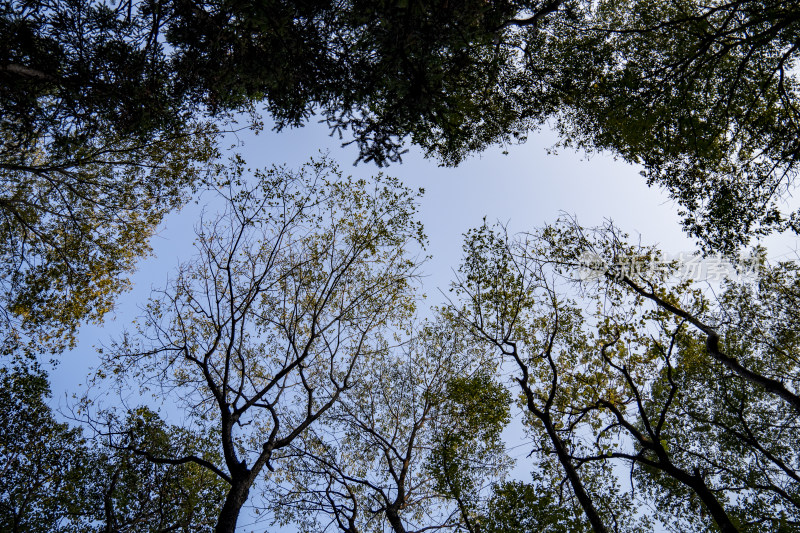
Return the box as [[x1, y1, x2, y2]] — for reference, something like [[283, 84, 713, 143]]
[[0, 363, 226, 532]]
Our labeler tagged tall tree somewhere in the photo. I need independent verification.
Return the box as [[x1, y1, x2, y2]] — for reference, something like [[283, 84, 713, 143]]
[[4, 0, 797, 317], [96, 158, 426, 533], [272, 319, 511, 533], [551, 0, 800, 252], [0, 362, 87, 532], [452, 217, 800, 531], [452, 222, 645, 533], [161, 0, 800, 250], [481, 476, 591, 533], [0, 125, 217, 354], [84, 407, 228, 533]]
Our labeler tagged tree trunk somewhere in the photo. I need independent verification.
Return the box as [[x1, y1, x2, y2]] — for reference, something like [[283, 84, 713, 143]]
[[385, 507, 407, 533], [542, 417, 609, 533], [663, 464, 739, 533], [689, 478, 739, 533], [517, 372, 609, 533], [215, 480, 251, 533]]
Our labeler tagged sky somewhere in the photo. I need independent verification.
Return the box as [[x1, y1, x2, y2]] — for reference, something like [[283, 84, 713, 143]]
[[53, 118, 700, 398], [49, 117, 799, 531]]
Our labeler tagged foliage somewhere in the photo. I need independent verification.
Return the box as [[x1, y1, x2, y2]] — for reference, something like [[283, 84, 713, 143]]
[[635, 262, 800, 532], [426, 370, 512, 532], [165, 0, 800, 249], [85, 406, 227, 532], [1, 0, 222, 353], [0, 124, 218, 355], [5, 0, 797, 255], [0, 362, 87, 532], [2, 0, 190, 148], [483, 477, 589, 533], [551, 0, 800, 252]]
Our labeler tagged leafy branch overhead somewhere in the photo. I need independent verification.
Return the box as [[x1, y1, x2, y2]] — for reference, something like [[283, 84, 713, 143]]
[[451, 217, 800, 532], [3, 1, 798, 273], [1, 362, 227, 532]]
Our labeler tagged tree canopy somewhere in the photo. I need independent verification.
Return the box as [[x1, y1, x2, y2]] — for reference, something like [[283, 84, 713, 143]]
[[1, 0, 797, 356], [1, 0, 221, 352], [94, 158, 426, 532], [0, 362, 226, 532], [2, 1, 800, 532], [4, 0, 798, 258], [272, 318, 511, 533]]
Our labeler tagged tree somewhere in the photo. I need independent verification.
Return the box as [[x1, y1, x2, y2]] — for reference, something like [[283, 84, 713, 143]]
[[1, 0, 545, 167], [0, 362, 226, 532], [426, 365, 512, 533], [272, 318, 511, 533], [0, 125, 218, 354], [451, 217, 800, 531], [96, 158, 426, 533], [84, 407, 227, 533], [451, 222, 641, 533], [626, 256, 800, 531], [482, 477, 590, 533], [552, 0, 800, 253]]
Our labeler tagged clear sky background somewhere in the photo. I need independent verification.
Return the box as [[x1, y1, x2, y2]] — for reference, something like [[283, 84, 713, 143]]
[[49, 117, 800, 531]]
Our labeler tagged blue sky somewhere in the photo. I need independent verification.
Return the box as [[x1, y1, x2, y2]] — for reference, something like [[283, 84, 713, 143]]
[[49, 118, 798, 531]]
